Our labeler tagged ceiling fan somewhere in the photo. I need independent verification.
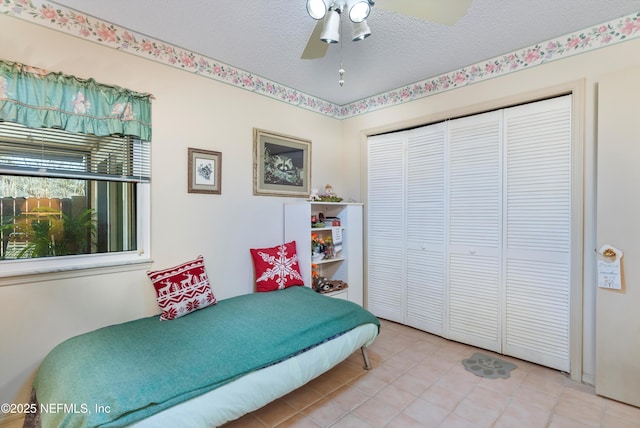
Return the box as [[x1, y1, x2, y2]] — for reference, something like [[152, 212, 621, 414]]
[[301, 0, 473, 59]]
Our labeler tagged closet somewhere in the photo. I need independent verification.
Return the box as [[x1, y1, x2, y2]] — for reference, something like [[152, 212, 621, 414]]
[[367, 95, 573, 371]]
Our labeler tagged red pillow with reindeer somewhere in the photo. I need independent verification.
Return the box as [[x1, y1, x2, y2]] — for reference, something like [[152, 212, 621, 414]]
[[147, 255, 217, 320], [250, 241, 304, 292]]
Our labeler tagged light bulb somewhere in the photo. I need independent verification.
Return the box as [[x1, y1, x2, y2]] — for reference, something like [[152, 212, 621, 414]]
[[349, 1, 370, 23], [307, 0, 327, 20]]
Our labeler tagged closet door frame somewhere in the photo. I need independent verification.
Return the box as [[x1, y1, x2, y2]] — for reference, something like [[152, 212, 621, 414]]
[[361, 81, 585, 382]]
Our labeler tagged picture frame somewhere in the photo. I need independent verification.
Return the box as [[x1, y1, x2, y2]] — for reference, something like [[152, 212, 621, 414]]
[[253, 128, 311, 197], [188, 148, 222, 194]]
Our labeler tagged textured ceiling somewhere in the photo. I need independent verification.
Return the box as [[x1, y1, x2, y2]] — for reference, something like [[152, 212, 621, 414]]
[[52, 0, 640, 105]]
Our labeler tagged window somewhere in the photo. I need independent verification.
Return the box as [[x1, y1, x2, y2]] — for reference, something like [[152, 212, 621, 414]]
[[0, 121, 150, 276]]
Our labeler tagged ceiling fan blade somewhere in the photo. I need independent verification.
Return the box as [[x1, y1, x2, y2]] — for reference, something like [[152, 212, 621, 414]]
[[301, 21, 329, 59], [375, 0, 473, 25]]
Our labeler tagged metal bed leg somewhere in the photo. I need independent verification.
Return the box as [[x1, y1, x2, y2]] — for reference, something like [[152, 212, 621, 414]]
[[361, 346, 372, 370]]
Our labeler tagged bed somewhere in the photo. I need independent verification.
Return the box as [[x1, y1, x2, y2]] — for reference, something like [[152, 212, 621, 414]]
[[25, 286, 379, 428]]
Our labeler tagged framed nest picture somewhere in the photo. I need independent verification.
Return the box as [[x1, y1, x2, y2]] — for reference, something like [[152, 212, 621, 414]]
[[188, 148, 222, 194], [253, 128, 311, 197]]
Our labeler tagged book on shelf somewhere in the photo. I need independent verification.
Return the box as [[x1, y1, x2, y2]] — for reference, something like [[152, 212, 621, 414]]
[[324, 217, 341, 227]]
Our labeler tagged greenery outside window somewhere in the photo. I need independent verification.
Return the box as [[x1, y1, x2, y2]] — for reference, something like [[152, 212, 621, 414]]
[[0, 121, 150, 277]]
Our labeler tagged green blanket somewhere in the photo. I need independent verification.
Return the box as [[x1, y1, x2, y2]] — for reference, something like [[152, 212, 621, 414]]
[[33, 286, 379, 427]]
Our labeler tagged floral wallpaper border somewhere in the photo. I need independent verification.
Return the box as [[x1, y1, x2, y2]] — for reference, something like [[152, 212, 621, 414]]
[[2, 0, 640, 119]]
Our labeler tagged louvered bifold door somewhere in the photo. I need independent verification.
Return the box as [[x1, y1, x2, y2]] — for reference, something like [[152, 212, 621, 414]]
[[447, 111, 503, 352], [367, 133, 406, 322], [502, 95, 572, 372], [406, 124, 446, 334]]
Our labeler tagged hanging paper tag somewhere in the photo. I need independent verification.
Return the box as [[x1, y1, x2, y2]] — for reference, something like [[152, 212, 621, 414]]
[[597, 245, 623, 290]]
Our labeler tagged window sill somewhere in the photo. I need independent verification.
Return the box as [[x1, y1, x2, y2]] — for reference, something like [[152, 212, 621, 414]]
[[0, 254, 153, 287]]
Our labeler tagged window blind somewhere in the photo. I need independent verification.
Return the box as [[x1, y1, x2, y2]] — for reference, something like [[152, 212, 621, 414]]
[[0, 121, 150, 182]]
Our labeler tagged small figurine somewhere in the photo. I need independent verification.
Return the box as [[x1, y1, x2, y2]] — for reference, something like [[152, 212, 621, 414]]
[[309, 188, 320, 201], [316, 184, 343, 202]]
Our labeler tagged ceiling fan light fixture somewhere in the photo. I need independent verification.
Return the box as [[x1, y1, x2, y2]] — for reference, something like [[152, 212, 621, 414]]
[[320, 8, 341, 43], [348, 0, 370, 23], [351, 19, 371, 41], [306, 0, 327, 20]]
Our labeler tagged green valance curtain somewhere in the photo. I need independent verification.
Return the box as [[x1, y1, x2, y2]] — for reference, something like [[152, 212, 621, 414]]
[[0, 60, 152, 141]]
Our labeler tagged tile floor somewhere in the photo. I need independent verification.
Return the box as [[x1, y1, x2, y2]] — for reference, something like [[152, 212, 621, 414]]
[[225, 319, 640, 428]]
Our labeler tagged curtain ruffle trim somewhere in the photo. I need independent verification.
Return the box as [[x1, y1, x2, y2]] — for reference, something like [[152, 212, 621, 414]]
[[0, 60, 153, 141]]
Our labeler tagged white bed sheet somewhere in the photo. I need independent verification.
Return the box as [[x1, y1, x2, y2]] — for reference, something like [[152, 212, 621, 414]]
[[131, 323, 378, 428]]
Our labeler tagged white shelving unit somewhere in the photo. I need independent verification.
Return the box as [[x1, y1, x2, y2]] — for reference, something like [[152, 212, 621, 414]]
[[284, 202, 363, 306]]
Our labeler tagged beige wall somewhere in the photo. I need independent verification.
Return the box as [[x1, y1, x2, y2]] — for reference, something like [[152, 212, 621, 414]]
[[2, 10, 640, 423], [0, 14, 343, 416]]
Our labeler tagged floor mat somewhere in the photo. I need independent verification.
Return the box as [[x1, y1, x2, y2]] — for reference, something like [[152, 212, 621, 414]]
[[462, 352, 517, 379]]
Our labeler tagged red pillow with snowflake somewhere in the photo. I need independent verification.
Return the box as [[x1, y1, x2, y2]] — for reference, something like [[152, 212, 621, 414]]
[[147, 255, 217, 320], [250, 241, 305, 292]]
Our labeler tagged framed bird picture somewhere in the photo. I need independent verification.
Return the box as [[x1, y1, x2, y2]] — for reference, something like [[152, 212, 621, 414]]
[[188, 147, 222, 194]]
